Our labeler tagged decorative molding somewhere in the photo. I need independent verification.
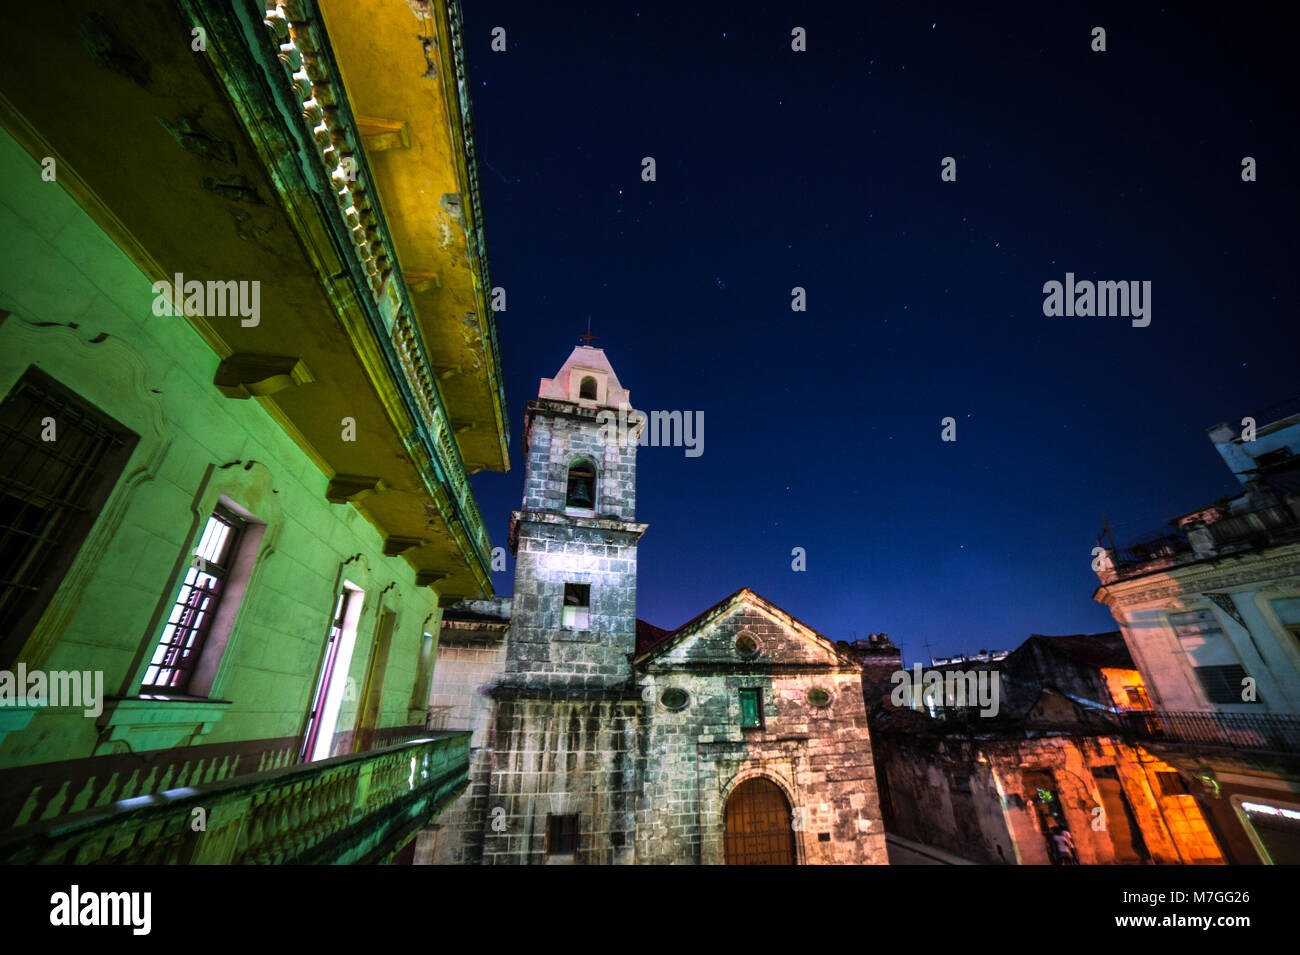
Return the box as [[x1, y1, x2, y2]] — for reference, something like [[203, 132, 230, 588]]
[[94, 698, 231, 755], [1204, 593, 1248, 629], [1112, 555, 1300, 609]]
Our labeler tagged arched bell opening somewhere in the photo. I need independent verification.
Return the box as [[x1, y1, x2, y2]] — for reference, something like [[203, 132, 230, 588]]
[[565, 457, 596, 511]]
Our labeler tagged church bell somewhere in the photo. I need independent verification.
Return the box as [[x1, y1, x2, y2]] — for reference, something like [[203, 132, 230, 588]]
[[569, 480, 593, 507]]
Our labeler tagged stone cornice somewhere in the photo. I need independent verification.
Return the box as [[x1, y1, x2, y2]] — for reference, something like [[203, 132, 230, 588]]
[[507, 509, 649, 555], [1097, 545, 1300, 609]]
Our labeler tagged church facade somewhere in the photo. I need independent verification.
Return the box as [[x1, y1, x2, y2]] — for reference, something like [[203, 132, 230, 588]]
[[428, 346, 888, 864]]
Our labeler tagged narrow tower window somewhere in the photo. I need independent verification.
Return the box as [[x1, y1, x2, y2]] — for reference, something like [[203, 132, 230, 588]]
[[578, 375, 597, 400], [562, 583, 590, 630]]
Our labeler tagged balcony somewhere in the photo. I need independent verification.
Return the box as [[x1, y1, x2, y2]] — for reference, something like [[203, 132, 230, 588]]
[[1108, 500, 1300, 579], [0, 733, 469, 864], [1123, 709, 1300, 755]]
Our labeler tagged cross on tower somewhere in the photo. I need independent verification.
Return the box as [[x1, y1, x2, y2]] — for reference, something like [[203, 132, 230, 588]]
[[579, 316, 597, 347]]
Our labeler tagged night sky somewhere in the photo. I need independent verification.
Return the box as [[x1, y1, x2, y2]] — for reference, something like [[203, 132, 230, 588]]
[[458, 3, 1297, 664]]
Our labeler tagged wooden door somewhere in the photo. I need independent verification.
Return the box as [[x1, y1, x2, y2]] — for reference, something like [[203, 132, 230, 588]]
[[725, 777, 796, 865]]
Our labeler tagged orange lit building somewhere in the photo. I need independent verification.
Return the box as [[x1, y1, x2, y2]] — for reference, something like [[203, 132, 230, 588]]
[[870, 631, 1227, 864]]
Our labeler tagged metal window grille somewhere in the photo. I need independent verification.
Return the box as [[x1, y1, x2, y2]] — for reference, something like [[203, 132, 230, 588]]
[[0, 368, 136, 661], [142, 505, 246, 692]]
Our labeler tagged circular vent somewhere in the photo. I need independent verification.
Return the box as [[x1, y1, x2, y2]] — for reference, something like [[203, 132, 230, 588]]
[[807, 688, 832, 708], [660, 688, 689, 710], [734, 632, 759, 658]]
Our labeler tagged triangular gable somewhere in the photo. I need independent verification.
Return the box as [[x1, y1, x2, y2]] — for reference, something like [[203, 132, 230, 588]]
[[633, 588, 861, 668]]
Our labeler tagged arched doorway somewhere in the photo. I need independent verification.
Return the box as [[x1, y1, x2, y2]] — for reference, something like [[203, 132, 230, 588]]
[[724, 776, 797, 865]]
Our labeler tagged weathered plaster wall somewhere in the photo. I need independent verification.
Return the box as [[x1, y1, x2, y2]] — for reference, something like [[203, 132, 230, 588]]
[[0, 127, 442, 822]]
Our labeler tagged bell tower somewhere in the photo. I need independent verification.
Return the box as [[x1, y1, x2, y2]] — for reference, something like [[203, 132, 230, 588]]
[[504, 345, 648, 689]]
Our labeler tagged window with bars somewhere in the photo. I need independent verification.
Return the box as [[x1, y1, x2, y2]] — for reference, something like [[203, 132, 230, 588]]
[[142, 505, 247, 693], [0, 367, 138, 666]]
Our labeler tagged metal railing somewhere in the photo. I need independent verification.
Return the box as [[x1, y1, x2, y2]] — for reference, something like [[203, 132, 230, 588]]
[[1122, 709, 1300, 754], [0, 732, 470, 864], [1112, 501, 1298, 572]]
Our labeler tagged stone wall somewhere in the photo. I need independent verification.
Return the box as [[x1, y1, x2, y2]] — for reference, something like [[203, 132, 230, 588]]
[[427, 609, 510, 864], [637, 601, 888, 865], [520, 400, 637, 520], [475, 693, 647, 865], [506, 400, 645, 691]]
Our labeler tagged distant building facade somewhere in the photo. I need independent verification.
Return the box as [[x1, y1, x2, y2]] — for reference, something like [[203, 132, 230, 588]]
[[870, 632, 1226, 864], [1094, 398, 1300, 864]]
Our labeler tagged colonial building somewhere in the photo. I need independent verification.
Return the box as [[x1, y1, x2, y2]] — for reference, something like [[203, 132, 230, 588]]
[[1094, 398, 1300, 864], [871, 631, 1227, 865], [0, 0, 502, 863], [428, 345, 888, 864]]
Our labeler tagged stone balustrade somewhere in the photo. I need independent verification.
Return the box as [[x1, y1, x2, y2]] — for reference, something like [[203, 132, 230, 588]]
[[0, 733, 469, 864]]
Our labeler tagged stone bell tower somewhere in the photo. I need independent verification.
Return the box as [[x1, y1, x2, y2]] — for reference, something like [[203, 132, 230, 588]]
[[504, 345, 648, 689]]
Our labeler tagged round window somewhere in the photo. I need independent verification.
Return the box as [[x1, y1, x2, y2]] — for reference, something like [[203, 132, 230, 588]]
[[734, 632, 759, 658], [807, 688, 831, 708], [660, 688, 689, 710]]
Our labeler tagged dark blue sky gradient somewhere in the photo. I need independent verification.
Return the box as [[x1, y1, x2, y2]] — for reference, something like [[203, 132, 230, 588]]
[[459, 3, 1298, 664]]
